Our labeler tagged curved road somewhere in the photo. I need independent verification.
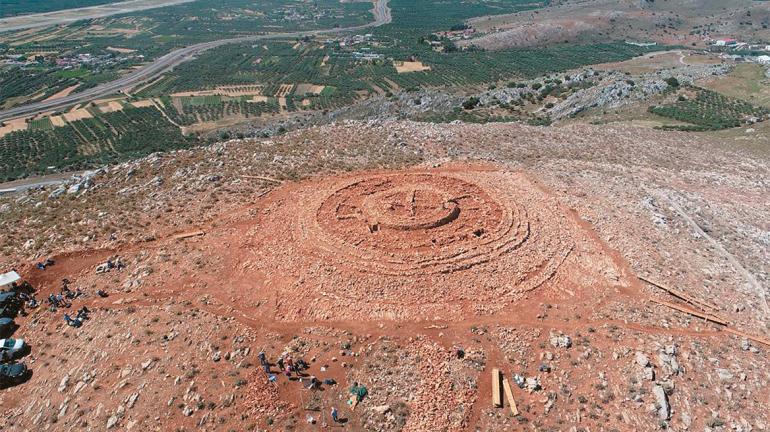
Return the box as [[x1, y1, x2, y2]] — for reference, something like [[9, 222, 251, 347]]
[[0, 0, 391, 123]]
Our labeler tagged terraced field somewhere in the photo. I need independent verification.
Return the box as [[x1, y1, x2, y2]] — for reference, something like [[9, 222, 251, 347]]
[[0, 106, 192, 180]]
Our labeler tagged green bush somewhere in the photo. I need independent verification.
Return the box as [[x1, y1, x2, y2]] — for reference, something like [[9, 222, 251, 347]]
[[664, 77, 680, 88], [462, 97, 480, 110]]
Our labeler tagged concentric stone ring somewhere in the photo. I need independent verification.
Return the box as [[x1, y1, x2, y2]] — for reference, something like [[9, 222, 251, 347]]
[[303, 173, 530, 275]]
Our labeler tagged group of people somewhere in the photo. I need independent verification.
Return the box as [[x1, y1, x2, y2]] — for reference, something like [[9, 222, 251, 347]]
[[60, 279, 83, 300], [46, 280, 83, 311], [9, 269, 99, 330], [257, 351, 365, 425], [46, 293, 70, 310], [47, 279, 92, 328], [259, 351, 311, 378], [96, 258, 124, 274], [12, 291, 37, 310], [64, 306, 90, 328], [6, 279, 36, 312]]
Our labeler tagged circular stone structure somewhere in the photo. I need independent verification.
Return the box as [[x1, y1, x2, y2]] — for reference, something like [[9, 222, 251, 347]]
[[245, 167, 579, 321], [305, 173, 530, 275]]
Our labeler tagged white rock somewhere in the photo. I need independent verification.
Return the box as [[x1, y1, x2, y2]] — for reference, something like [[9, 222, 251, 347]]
[[653, 385, 670, 420], [635, 352, 650, 367], [58, 375, 70, 393], [716, 369, 734, 381], [127, 393, 139, 409]]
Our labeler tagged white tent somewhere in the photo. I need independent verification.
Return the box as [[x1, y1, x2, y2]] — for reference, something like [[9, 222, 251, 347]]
[[0, 271, 20, 288]]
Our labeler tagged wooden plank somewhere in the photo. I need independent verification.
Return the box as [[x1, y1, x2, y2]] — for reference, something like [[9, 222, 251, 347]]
[[241, 175, 282, 183], [502, 377, 518, 416], [173, 230, 205, 240], [649, 298, 729, 326], [724, 327, 770, 347], [492, 368, 502, 408], [639, 276, 720, 312]]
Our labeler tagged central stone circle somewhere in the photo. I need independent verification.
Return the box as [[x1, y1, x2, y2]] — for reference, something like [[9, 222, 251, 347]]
[[360, 186, 460, 232]]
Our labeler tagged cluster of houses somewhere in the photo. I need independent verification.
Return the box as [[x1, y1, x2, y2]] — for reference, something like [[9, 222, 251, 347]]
[[331, 34, 384, 60], [0, 54, 34, 67], [433, 28, 476, 41], [310, 34, 385, 62], [351, 50, 383, 61], [55, 53, 139, 68], [277, 4, 345, 23], [338, 33, 374, 48], [710, 38, 770, 65], [1, 51, 139, 70], [711, 37, 770, 51]]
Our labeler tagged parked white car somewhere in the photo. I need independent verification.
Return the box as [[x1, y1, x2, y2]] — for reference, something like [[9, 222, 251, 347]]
[[0, 338, 26, 361]]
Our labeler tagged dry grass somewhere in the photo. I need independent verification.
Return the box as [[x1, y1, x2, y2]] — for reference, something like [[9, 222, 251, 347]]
[[63, 108, 93, 122], [0, 118, 28, 138], [394, 60, 431, 73], [43, 84, 80, 102], [699, 63, 770, 108]]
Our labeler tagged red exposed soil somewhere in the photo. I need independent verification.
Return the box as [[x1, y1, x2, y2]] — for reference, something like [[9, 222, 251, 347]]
[[209, 164, 617, 324], [2, 130, 768, 432]]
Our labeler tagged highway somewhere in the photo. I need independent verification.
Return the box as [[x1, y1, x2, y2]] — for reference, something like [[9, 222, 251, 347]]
[[0, 0, 195, 32], [0, 0, 391, 123]]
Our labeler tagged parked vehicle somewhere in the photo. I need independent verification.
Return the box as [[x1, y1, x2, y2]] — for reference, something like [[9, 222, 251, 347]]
[[0, 292, 21, 319], [0, 305, 16, 319], [0, 362, 28, 386], [0, 291, 18, 306], [0, 338, 26, 361], [0, 318, 14, 336]]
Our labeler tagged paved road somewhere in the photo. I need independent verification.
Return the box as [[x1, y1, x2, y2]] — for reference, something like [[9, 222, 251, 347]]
[[0, 172, 81, 194], [0, 0, 195, 32], [0, 0, 391, 123]]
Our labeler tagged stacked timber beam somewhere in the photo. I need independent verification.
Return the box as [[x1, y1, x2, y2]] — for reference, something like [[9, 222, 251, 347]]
[[492, 369, 502, 408], [173, 230, 205, 240], [491, 368, 519, 417], [502, 377, 519, 416]]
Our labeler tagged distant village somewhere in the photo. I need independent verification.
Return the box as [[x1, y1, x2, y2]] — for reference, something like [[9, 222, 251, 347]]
[[709, 37, 770, 65], [1, 51, 142, 70]]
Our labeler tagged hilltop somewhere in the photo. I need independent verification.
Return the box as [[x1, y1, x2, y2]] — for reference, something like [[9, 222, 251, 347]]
[[1, 120, 768, 430]]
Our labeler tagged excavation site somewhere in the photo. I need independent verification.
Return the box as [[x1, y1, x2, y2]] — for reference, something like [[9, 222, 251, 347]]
[[232, 166, 598, 322], [1, 121, 768, 431]]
